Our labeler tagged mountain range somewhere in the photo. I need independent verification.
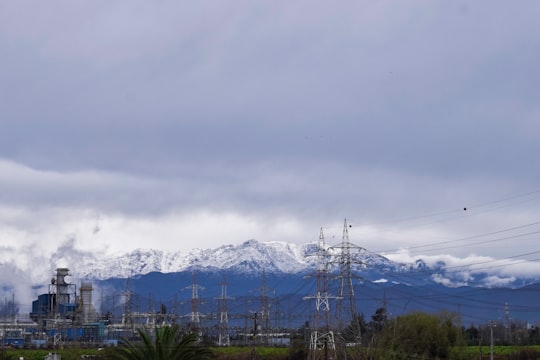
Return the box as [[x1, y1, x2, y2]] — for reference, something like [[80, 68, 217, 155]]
[[78, 239, 530, 289], [80, 239, 314, 279], [68, 239, 540, 327]]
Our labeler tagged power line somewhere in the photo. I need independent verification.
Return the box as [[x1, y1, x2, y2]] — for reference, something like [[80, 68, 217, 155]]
[[442, 249, 540, 272], [375, 221, 540, 255], [364, 189, 540, 229]]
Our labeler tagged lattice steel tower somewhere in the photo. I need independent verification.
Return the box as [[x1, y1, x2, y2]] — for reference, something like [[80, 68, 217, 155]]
[[122, 277, 134, 330], [304, 228, 338, 360], [215, 276, 234, 346], [186, 271, 205, 334], [331, 219, 363, 341], [259, 271, 271, 345]]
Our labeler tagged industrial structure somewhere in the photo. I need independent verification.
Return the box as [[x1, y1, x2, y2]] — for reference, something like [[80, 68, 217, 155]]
[[215, 277, 234, 346], [330, 219, 365, 343], [0, 220, 367, 354], [0, 268, 103, 348], [304, 228, 339, 360]]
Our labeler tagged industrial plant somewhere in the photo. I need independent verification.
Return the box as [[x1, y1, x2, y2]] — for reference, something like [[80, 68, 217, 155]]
[[1, 220, 536, 360], [0, 221, 366, 360], [1, 267, 105, 349]]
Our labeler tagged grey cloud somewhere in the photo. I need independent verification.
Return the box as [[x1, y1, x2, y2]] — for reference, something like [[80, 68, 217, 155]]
[[0, 0, 540, 266]]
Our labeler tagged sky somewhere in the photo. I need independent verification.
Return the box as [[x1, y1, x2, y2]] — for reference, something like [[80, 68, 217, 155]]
[[1, 1, 540, 291]]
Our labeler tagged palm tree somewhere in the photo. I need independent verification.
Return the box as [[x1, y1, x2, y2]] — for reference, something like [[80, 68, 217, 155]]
[[107, 325, 212, 360]]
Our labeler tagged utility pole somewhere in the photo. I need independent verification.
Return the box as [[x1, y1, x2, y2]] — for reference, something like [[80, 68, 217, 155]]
[[304, 228, 339, 360], [490, 322, 496, 360]]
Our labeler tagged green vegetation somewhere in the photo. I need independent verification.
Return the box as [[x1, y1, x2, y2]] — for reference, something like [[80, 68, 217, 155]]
[[373, 311, 462, 359], [1, 348, 104, 360], [450, 345, 540, 359], [6, 310, 540, 359], [211, 346, 290, 359], [105, 325, 212, 360], [6, 344, 540, 360]]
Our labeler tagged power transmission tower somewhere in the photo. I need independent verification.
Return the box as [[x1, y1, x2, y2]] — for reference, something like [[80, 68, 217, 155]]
[[173, 293, 179, 325], [148, 293, 155, 327], [215, 276, 234, 346], [185, 271, 205, 335], [504, 302, 511, 342], [273, 294, 281, 333], [260, 271, 271, 345], [122, 276, 134, 331], [330, 219, 363, 342], [304, 228, 338, 360]]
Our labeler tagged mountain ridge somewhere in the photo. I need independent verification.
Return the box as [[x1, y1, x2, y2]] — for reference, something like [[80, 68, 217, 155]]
[[80, 239, 314, 279], [74, 238, 537, 290]]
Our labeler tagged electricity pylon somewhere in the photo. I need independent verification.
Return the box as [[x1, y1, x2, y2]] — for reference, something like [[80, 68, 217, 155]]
[[185, 271, 205, 335], [215, 276, 234, 346], [122, 276, 134, 330], [304, 228, 339, 360], [259, 271, 271, 345], [330, 219, 363, 342]]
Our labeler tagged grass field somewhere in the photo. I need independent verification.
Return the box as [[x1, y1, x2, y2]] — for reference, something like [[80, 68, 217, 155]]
[[5, 344, 540, 359]]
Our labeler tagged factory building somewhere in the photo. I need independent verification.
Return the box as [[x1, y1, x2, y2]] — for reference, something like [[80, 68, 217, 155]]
[[4, 267, 107, 348]]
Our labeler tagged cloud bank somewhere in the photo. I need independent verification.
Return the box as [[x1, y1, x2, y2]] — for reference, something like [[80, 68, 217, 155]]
[[1, 1, 540, 303]]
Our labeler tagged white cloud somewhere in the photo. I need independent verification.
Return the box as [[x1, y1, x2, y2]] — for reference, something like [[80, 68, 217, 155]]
[[431, 274, 468, 288], [1, 0, 540, 306], [386, 249, 540, 288], [482, 275, 517, 288]]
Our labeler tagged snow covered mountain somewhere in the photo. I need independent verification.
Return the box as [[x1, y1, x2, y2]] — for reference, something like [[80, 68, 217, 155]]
[[49, 239, 540, 326], [78, 239, 407, 280], [79, 240, 309, 279], [76, 239, 539, 289]]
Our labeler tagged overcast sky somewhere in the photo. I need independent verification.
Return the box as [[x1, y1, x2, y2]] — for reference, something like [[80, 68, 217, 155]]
[[1, 1, 540, 288]]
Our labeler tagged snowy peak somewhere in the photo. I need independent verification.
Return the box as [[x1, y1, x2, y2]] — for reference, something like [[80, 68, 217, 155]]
[[79, 238, 413, 281], [72, 239, 539, 289], [80, 239, 312, 279], [179, 239, 310, 274]]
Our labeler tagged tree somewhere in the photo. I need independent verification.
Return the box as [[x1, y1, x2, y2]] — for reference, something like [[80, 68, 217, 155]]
[[342, 313, 367, 342], [375, 311, 461, 359], [106, 325, 212, 360], [371, 306, 388, 332], [463, 324, 481, 346]]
